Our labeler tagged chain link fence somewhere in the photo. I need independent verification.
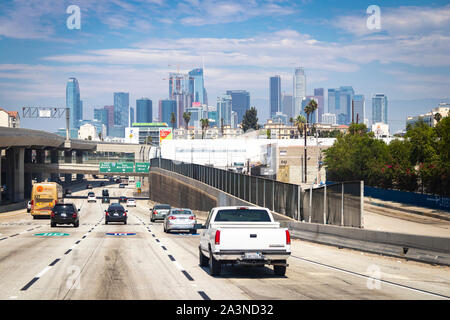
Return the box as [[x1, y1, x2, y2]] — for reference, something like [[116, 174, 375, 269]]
[[150, 158, 363, 228]]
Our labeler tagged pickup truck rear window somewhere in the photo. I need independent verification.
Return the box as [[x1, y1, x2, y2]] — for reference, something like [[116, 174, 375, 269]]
[[214, 209, 271, 222]]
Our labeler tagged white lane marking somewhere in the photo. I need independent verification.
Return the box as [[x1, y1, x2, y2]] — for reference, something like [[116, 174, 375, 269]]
[[36, 266, 52, 278]]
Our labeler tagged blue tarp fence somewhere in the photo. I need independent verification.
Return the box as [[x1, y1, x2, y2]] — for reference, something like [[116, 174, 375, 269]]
[[364, 186, 450, 211]]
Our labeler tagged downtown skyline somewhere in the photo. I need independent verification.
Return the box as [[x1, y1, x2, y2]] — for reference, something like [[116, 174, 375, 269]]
[[0, 0, 449, 134]]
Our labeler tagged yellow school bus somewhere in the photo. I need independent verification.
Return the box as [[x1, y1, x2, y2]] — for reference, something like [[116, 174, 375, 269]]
[[30, 182, 63, 218]]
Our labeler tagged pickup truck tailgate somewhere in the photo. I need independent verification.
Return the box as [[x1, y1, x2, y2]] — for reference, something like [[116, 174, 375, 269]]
[[214, 223, 289, 251]]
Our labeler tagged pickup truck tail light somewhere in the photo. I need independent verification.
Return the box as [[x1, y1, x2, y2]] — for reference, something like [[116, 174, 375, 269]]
[[215, 230, 221, 245], [286, 230, 291, 245]]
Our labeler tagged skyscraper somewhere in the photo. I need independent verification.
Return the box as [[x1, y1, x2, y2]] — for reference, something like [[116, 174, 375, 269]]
[[114, 92, 129, 127], [314, 88, 324, 122], [282, 93, 294, 120], [136, 98, 153, 123], [189, 68, 206, 105], [372, 94, 388, 124], [94, 108, 108, 128], [130, 107, 134, 126], [66, 78, 82, 129], [328, 86, 354, 125], [104, 105, 114, 135], [270, 75, 281, 118], [226, 90, 250, 125], [352, 94, 365, 124], [159, 99, 177, 127], [217, 94, 232, 126], [293, 67, 306, 116]]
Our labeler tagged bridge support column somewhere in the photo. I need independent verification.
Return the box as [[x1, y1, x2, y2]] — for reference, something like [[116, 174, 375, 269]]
[[50, 150, 59, 183], [5, 147, 24, 203], [35, 149, 49, 182], [76, 150, 83, 182], [64, 151, 72, 184], [24, 149, 33, 199]]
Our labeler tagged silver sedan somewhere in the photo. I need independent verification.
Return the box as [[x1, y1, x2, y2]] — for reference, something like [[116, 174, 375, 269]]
[[163, 208, 197, 234]]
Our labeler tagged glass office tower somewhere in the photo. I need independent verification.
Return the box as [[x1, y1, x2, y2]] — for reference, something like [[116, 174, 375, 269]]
[[136, 98, 153, 123], [66, 77, 82, 129]]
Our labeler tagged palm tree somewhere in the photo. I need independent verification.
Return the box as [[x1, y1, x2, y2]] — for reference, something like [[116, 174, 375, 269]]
[[302, 99, 318, 183], [294, 115, 306, 182], [170, 112, 176, 129], [294, 115, 306, 138], [183, 112, 191, 130], [304, 99, 318, 133], [183, 111, 191, 139], [200, 118, 209, 139]]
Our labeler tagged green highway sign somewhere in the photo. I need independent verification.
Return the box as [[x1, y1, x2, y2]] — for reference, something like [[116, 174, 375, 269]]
[[99, 162, 134, 173], [34, 233, 70, 236], [136, 181, 141, 188], [135, 162, 150, 173]]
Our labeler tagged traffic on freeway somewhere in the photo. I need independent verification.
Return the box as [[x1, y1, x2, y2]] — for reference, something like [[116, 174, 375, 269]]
[[0, 177, 448, 302]]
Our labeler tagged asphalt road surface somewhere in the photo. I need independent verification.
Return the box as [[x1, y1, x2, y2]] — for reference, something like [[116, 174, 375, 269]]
[[0, 181, 449, 300]]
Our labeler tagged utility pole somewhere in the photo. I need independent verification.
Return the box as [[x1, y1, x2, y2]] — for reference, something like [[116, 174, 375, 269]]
[[304, 122, 307, 183]]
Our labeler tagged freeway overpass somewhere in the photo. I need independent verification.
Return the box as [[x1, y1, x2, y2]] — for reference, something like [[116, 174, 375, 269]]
[[0, 127, 152, 204]]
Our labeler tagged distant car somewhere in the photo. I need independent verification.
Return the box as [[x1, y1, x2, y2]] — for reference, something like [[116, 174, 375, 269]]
[[150, 204, 171, 222], [119, 183, 126, 188], [163, 208, 196, 234], [64, 189, 72, 196], [100, 182, 105, 187], [102, 196, 110, 204], [105, 203, 127, 225], [86, 184, 93, 189], [118, 196, 127, 203], [87, 192, 96, 202], [102, 189, 109, 197], [51, 203, 80, 228], [126, 198, 136, 207], [116, 178, 121, 183], [27, 200, 31, 213]]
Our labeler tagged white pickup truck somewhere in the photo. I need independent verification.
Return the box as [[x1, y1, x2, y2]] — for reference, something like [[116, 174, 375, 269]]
[[198, 206, 291, 276]]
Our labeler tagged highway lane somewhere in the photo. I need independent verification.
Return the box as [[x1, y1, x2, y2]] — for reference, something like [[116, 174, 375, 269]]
[[0, 181, 449, 300]]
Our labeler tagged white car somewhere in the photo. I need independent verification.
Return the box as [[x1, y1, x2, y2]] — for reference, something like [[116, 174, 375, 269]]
[[27, 200, 31, 213], [87, 192, 96, 203], [126, 198, 136, 207], [198, 206, 291, 276]]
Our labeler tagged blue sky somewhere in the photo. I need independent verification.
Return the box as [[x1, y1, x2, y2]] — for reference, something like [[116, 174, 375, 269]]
[[0, 0, 449, 133]]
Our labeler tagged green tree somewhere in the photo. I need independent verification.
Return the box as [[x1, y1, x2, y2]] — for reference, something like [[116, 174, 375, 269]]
[[200, 118, 209, 139], [294, 115, 306, 138], [266, 129, 271, 139], [170, 112, 176, 128], [241, 107, 259, 132], [324, 123, 390, 186], [183, 112, 191, 130]]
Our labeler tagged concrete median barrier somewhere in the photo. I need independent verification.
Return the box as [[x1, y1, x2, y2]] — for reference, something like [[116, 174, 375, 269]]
[[280, 220, 450, 266]]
